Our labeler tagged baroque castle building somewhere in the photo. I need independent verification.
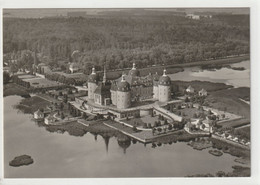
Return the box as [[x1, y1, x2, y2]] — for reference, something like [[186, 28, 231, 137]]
[[88, 63, 172, 110]]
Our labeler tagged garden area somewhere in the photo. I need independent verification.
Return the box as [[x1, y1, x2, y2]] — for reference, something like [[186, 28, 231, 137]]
[[123, 114, 173, 129]]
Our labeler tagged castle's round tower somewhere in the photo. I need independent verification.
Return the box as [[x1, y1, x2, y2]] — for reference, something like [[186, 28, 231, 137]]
[[158, 69, 171, 102], [153, 72, 160, 100], [88, 67, 98, 100], [116, 74, 131, 109]]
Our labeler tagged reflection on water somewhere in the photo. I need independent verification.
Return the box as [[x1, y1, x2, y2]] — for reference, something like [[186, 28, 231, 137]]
[[5, 96, 242, 178], [169, 60, 250, 88]]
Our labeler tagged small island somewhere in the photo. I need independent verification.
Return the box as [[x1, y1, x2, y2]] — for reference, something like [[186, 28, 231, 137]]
[[9, 155, 34, 167], [209, 150, 223, 157]]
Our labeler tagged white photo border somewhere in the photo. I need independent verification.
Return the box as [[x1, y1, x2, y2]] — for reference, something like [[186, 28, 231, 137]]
[[0, 0, 259, 185]]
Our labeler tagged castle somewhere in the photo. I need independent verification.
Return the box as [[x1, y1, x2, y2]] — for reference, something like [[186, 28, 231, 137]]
[[87, 63, 172, 110]]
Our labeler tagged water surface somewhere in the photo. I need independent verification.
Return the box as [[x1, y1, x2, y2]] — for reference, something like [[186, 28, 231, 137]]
[[4, 96, 241, 178], [169, 60, 250, 88]]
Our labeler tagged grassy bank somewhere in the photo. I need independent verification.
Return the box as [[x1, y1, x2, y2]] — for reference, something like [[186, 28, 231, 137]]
[[44, 120, 118, 137], [4, 83, 30, 97], [170, 55, 249, 68], [152, 130, 204, 144], [172, 80, 232, 92], [205, 87, 250, 119], [15, 96, 51, 114], [209, 137, 250, 159]]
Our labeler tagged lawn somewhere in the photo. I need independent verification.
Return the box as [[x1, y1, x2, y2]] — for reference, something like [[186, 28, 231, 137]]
[[124, 115, 171, 127], [218, 118, 250, 129], [172, 107, 204, 119], [206, 87, 250, 119], [234, 126, 250, 141]]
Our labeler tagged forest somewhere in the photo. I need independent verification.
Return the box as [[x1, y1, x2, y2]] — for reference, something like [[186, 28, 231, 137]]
[[3, 10, 250, 74]]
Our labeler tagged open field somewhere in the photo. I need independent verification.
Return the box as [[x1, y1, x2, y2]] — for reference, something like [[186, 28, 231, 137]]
[[205, 87, 250, 119], [3, 83, 30, 97], [234, 126, 250, 141]]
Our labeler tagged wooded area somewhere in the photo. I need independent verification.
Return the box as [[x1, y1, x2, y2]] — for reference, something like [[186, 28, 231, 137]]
[[3, 11, 249, 73]]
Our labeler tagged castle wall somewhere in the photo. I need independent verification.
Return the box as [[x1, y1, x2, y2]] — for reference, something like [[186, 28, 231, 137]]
[[110, 90, 117, 106], [153, 85, 159, 100], [94, 94, 102, 105], [88, 82, 97, 100], [117, 91, 131, 109], [158, 85, 171, 102]]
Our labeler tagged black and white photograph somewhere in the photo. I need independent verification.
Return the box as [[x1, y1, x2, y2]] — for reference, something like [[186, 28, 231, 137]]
[[1, 1, 260, 184]]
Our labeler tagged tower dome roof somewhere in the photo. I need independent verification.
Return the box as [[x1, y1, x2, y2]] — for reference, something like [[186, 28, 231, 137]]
[[88, 67, 99, 83], [159, 69, 171, 86], [153, 72, 160, 81], [128, 63, 140, 77], [117, 74, 130, 92]]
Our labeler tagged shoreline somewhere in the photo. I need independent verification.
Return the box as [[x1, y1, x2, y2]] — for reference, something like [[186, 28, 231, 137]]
[[106, 55, 249, 77]]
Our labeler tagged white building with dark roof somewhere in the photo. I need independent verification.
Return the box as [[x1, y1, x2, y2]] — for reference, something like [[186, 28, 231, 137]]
[[186, 85, 195, 93], [199, 88, 208, 96], [34, 109, 44, 120]]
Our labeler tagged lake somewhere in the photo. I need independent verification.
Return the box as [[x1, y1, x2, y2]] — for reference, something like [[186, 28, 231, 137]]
[[168, 60, 250, 88], [4, 95, 241, 178]]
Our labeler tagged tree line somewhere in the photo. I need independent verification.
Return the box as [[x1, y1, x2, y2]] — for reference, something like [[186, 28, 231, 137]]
[[3, 13, 249, 73]]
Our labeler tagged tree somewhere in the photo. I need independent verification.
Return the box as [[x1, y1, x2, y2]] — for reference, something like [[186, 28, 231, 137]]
[[82, 112, 88, 119], [60, 112, 65, 119], [168, 124, 173, 130], [157, 127, 162, 133], [132, 126, 137, 132], [164, 119, 168, 125], [60, 102, 64, 110], [216, 171, 226, 177], [185, 97, 190, 102], [3, 72, 10, 84]]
